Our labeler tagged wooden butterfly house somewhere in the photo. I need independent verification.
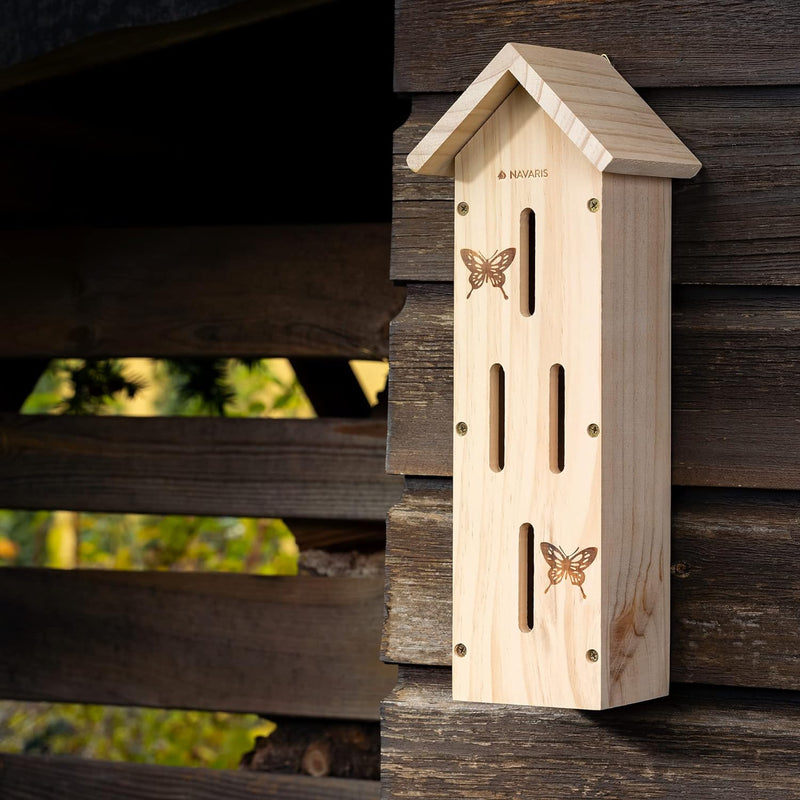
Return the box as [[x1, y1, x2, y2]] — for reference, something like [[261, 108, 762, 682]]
[[407, 43, 701, 710]]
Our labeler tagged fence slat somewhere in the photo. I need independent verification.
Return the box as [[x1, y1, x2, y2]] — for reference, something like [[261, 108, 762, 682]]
[[0, 753, 380, 799], [0, 568, 396, 720], [382, 666, 800, 799], [0, 414, 402, 520], [394, 1, 800, 91], [0, 224, 403, 359]]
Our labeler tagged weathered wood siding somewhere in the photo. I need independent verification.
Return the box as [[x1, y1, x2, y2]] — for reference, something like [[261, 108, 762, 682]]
[[385, 2, 800, 795]]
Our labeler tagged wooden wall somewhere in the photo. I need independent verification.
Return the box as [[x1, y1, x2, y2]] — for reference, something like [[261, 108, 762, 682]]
[[384, 2, 800, 797]]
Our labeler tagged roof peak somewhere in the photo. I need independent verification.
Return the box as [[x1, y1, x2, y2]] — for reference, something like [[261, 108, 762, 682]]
[[407, 43, 701, 180]]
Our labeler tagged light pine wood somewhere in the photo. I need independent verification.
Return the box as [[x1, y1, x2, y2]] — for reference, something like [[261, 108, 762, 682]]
[[452, 85, 672, 709], [600, 173, 672, 706], [407, 43, 702, 179]]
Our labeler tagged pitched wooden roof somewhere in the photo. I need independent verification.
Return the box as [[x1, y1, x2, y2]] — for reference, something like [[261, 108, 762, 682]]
[[407, 43, 701, 179]]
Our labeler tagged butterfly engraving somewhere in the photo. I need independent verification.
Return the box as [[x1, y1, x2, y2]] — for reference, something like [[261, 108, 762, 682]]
[[540, 542, 598, 600], [460, 247, 516, 300]]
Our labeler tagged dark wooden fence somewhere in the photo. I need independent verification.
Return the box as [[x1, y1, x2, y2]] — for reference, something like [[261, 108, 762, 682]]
[[0, 2, 403, 796]]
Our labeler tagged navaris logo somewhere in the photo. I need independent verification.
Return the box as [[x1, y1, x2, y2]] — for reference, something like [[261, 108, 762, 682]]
[[498, 168, 549, 179]]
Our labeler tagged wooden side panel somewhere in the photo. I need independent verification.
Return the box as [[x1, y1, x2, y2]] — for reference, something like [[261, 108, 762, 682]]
[[0, 414, 403, 520], [382, 667, 800, 799], [0, 225, 403, 359], [0, 754, 380, 799], [384, 483, 800, 692], [394, 1, 800, 91], [393, 90, 800, 285], [0, 568, 397, 720], [386, 283, 800, 490], [600, 174, 672, 706]]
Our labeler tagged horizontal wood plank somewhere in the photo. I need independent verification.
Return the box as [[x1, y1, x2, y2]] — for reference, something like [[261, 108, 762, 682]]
[[382, 666, 800, 799], [392, 90, 800, 284], [0, 225, 403, 359], [386, 284, 800, 490], [0, 568, 396, 720], [0, 753, 379, 799], [394, 1, 800, 91], [383, 482, 800, 691], [0, 415, 403, 520]]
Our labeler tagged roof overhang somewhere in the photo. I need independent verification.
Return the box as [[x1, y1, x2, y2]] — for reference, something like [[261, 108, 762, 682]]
[[407, 43, 701, 180]]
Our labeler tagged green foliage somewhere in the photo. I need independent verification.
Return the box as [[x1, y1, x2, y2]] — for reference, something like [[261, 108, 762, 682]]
[[0, 356, 310, 766], [62, 359, 147, 415], [0, 703, 275, 768]]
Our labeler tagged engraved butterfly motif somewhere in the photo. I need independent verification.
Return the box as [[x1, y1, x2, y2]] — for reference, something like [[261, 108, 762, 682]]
[[460, 247, 516, 300], [540, 542, 598, 600]]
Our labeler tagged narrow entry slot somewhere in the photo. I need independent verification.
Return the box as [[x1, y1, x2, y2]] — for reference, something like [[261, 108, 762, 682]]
[[519, 523, 534, 632], [489, 363, 505, 472], [550, 364, 565, 473], [520, 208, 535, 317]]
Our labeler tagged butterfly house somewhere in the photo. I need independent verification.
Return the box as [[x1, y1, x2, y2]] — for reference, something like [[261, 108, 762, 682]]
[[406, 43, 701, 710]]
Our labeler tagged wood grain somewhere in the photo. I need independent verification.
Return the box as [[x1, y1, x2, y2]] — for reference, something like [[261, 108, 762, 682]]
[[447, 86, 672, 707], [383, 482, 800, 691], [0, 753, 379, 799], [394, 1, 800, 91], [407, 43, 700, 178], [0, 414, 403, 520], [386, 283, 800, 490], [0, 568, 397, 720], [382, 666, 800, 799], [393, 90, 800, 284], [0, 225, 403, 359]]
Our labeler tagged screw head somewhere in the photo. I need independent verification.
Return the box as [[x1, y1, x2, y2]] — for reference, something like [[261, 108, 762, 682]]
[[587, 423, 600, 438], [456, 421, 468, 436], [457, 201, 470, 216], [454, 643, 467, 657], [587, 197, 600, 212], [586, 649, 599, 663]]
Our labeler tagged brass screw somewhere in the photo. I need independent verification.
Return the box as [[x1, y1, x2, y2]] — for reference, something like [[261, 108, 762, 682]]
[[586, 649, 599, 663], [456, 421, 468, 436], [587, 197, 600, 212], [457, 202, 470, 216], [587, 423, 600, 438], [455, 643, 467, 657]]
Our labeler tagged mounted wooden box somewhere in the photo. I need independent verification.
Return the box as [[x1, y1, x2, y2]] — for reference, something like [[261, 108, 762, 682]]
[[407, 43, 701, 709]]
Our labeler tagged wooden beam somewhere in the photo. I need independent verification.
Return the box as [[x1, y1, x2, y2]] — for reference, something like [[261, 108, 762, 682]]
[[383, 481, 800, 692], [386, 283, 800, 490], [382, 667, 800, 799], [0, 415, 402, 520], [0, 568, 396, 720], [0, 225, 403, 359], [290, 359, 372, 418], [0, 753, 379, 799], [394, 1, 800, 91], [393, 90, 800, 285], [287, 519, 386, 552], [0, 0, 334, 92], [0, 359, 48, 411]]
